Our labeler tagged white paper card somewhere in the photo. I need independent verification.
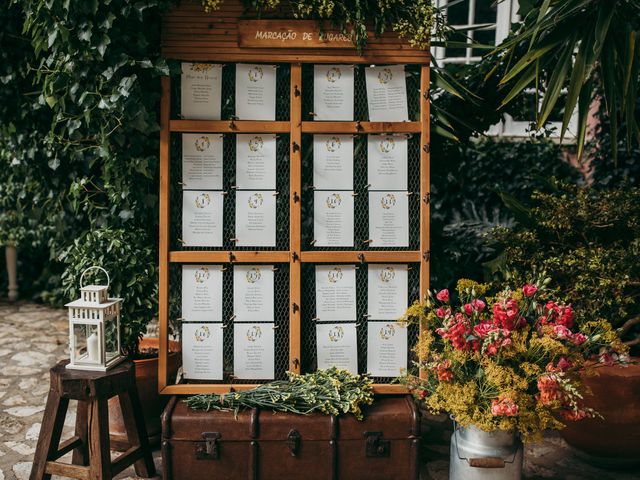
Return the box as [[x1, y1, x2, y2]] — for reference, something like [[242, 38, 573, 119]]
[[313, 135, 353, 190], [236, 134, 277, 190], [235, 191, 277, 247], [182, 134, 223, 190], [235, 64, 277, 120], [315, 265, 357, 321], [367, 135, 408, 190], [314, 191, 354, 247], [365, 65, 409, 122], [313, 65, 354, 121], [233, 265, 274, 323], [234, 323, 275, 380], [182, 323, 224, 380], [182, 191, 224, 247], [367, 322, 407, 377], [369, 191, 409, 247], [181, 265, 223, 323], [181, 63, 222, 120], [368, 265, 408, 320], [316, 323, 358, 374]]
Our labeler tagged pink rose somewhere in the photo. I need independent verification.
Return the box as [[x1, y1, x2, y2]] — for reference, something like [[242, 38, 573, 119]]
[[436, 289, 450, 302], [436, 307, 451, 319], [523, 284, 538, 297], [570, 333, 587, 346], [472, 299, 486, 311], [553, 324, 572, 339], [464, 303, 473, 315]]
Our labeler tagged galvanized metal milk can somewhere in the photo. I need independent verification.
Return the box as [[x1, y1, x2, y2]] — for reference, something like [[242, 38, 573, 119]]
[[450, 423, 523, 480]]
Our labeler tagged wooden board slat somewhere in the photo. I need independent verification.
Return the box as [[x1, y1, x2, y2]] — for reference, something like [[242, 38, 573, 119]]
[[161, 0, 429, 64], [301, 121, 421, 134], [419, 65, 430, 380], [289, 63, 303, 374], [159, 76, 171, 393], [300, 251, 421, 263], [160, 383, 407, 394], [170, 120, 290, 133], [169, 251, 291, 263]]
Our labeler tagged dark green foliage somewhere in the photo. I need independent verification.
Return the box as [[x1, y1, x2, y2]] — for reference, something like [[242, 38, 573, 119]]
[[429, 137, 581, 288], [495, 0, 640, 159], [488, 183, 640, 350], [59, 227, 158, 356]]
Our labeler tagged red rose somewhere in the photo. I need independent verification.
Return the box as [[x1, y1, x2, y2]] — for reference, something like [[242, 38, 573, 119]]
[[522, 284, 538, 297], [436, 307, 451, 319], [463, 303, 473, 315], [436, 289, 450, 302]]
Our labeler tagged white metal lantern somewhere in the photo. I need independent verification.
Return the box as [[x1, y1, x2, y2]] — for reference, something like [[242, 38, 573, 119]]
[[65, 266, 124, 371]]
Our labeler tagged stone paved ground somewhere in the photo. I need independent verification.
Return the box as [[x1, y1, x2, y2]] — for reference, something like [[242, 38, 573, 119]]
[[0, 301, 638, 480]]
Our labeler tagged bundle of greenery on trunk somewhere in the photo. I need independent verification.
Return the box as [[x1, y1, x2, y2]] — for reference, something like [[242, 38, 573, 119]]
[[186, 368, 374, 420]]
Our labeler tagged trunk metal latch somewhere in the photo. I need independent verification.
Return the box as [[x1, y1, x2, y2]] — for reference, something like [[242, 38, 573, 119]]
[[196, 432, 221, 460], [287, 429, 301, 456], [364, 431, 390, 458]]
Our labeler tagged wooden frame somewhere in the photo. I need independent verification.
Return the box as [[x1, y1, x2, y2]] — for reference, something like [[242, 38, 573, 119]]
[[158, 0, 430, 395]]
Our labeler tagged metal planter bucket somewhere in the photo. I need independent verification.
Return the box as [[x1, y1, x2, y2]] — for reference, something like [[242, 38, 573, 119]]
[[450, 422, 523, 480]]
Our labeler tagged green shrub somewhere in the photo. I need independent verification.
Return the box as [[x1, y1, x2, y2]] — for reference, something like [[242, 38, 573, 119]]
[[488, 183, 640, 352], [59, 227, 158, 357]]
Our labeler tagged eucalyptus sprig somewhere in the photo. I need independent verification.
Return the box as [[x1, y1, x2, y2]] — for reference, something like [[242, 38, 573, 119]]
[[186, 367, 374, 420]]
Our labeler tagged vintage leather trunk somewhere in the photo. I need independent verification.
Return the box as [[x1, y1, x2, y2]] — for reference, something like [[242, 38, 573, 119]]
[[162, 395, 421, 480]]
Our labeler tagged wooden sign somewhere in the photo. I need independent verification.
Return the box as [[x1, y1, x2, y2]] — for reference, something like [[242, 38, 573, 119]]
[[238, 20, 354, 49]]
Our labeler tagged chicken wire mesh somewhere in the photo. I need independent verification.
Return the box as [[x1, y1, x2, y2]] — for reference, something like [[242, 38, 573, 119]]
[[172, 62, 291, 121], [166, 61, 426, 386], [169, 262, 291, 384], [300, 262, 420, 382], [170, 132, 291, 251]]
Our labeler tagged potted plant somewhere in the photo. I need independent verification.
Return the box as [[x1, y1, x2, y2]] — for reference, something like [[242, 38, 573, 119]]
[[60, 226, 180, 447], [401, 278, 627, 479], [488, 183, 640, 465]]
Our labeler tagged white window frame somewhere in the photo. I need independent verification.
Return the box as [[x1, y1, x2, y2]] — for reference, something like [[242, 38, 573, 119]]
[[433, 0, 578, 142]]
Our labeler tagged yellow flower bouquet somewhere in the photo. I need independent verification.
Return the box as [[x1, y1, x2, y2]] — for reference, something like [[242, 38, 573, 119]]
[[401, 278, 628, 442]]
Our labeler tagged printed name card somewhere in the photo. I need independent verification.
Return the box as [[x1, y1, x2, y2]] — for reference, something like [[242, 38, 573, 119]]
[[313, 135, 354, 190], [314, 191, 354, 247], [181, 63, 222, 120], [233, 265, 275, 323], [235, 64, 277, 120], [182, 134, 223, 190], [313, 65, 354, 121], [315, 265, 357, 321], [235, 191, 277, 247], [367, 135, 408, 190], [316, 323, 358, 374], [234, 323, 275, 379], [367, 321, 407, 377], [368, 264, 408, 320], [236, 134, 277, 190], [369, 191, 409, 247], [182, 323, 224, 380], [365, 65, 409, 122], [182, 191, 224, 247], [181, 265, 223, 323]]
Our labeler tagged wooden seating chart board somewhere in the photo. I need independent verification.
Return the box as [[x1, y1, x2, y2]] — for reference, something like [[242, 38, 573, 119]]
[[158, 0, 430, 395]]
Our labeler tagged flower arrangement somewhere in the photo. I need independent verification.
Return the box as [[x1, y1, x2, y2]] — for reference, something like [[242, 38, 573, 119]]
[[401, 278, 629, 441], [186, 367, 374, 420]]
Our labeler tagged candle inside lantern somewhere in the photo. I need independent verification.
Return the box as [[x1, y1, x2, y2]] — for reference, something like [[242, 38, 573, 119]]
[[87, 332, 99, 362]]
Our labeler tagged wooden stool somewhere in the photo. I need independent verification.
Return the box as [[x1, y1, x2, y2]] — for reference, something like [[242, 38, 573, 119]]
[[30, 360, 156, 480]]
